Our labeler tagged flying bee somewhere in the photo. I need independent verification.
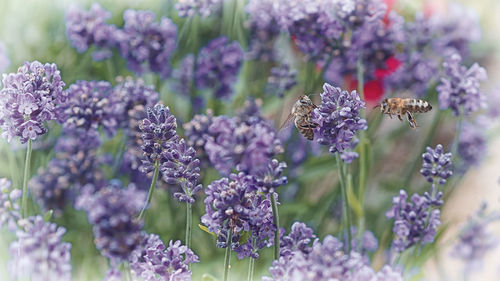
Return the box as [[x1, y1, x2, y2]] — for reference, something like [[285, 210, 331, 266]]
[[279, 95, 318, 140], [375, 98, 432, 129]]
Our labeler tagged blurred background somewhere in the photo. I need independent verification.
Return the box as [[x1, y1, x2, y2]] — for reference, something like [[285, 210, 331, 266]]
[[0, 0, 499, 280]]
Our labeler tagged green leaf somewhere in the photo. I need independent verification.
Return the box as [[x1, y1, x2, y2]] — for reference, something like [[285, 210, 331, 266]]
[[43, 209, 53, 222], [199, 224, 217, 238], [202, 273, 219, 281], [239, 230, 251, 245], [346, 175, 363, 219]]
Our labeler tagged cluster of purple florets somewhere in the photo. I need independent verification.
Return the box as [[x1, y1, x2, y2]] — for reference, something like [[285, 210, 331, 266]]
[[0, 61, 65, 143], [201, 172, 276, 259], [312, 83, 367, 162], [263, 222, 402, 281], [420, 144, 453, 185], [66, 4, 177, 77]]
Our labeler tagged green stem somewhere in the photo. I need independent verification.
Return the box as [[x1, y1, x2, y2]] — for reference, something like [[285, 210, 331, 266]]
[[186, 202, 192, 249], [138, 160, 160, 220], [223, 229, 233, 281], [356, 55, 365, 103], [270, 192, 280, 260], [21, 139, 33, 218], [336, 154, 352, 252], [247, 257, 254, 281]]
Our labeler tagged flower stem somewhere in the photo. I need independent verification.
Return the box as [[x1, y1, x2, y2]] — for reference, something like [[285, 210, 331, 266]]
[[186, 202, 192, 249], [270, 192, 280, 260], [138, 160, 160, 220], [21, 139, 33, 218], [223, 229, 233, 281], [247, 257, 254, 281], [336, 154, 352, 252]]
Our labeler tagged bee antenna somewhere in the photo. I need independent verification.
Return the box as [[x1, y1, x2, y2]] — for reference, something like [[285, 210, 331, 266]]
[[307, 93, 319, 97]]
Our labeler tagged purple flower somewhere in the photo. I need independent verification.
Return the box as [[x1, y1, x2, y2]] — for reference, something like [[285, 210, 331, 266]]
[[458, 122, 487, 169], [0, 61, 65, 143], [116, 10, 177, 78], [437, 53, 487, 116], [204, 116, 283, 176], [312, 83, 367, 162], [430, 3, 481, 56], [65, 3, 117, 60], [130, 233, 199, 281], [30, 129, 105, 216], [349, 227, 379, 254], [451, 203, 499, 272], [487, 86, 500, 119], [245, 0, 279, 61], [139, 104, 178, 174], [76, 183, 146, 261], [279, 222, 316, 257], [114, 76, 159, 125], [8, 215, 72, 281], [201, 173, 275, 259], [175, 0, 222, 18], [420, 144, 453, 185], [0, 178, 21, 232], [103, 268, 122, 281], [195, 37, 244, 99], [254, 159, 287, 194], [161, 137, 203, 204], [263, 232, 403, 281], [60, 80, 122, 137], [183, 109, 214, 151], [0, 41, 10, 72], [386, 189, 442, 252], [266, 64, 297, 98]]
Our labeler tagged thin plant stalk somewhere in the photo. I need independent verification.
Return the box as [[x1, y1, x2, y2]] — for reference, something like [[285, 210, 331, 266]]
[[138, 160, 160, 220], [186, 202, 192, 249], [270, 192, 280, 260], [223, 229, 233, 281], [21, 139, 33, 218], [247, 257, 255, 281], [336, 154, 352, 252], [356, 55, 368, 246]]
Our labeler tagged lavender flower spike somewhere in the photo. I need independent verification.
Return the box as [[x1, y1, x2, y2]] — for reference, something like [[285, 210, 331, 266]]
[[76, 183, 146, 261], [420, 144, 453, 185], [65, 3, 117, 60], [312, 83, 367, 162], [437, 53, 487, 116], [116, 10, 177, 78], [139, 104, 178, 174], [458, 122, 487, 169], [161, 137, 203, 204], [8, 215, 72, 281], [130, 233, 199, 281], [386, 189, 442, 252], [176, 0, 222, 18], [0, 61, 65, 143]]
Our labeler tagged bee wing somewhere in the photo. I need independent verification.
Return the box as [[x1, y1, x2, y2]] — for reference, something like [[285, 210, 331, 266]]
[[278, 113, 295, 132]]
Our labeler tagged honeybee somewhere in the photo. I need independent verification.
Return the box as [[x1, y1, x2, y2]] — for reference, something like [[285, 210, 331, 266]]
[[279, 95, 318, 140], [375, 98, 432, 129]]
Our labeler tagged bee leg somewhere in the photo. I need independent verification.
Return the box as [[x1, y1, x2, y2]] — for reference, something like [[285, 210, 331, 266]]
[[397, 115, 403, 122], [389, 114, 393, 119], [406, 112, 418, 129]]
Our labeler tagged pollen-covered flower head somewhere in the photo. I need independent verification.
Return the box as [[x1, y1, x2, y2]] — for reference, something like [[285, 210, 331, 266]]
[[386, 189, 442, 252], [76, 183, 146, 261], [65, 3, 117, 60], [420, 144, 453, 185], [130, 233, 199, 281], [204, 116, 283, 176], [437, 53, 487, 116], [8, 215, 72, 281], [195, 36, 244, 99], [0, 61, 65, 143], [312, 83, 367, 162], [161, 137, 203, 204], [254, 159, 287, 194], [183, 109, 214, 151], [139, 104, 178, 173], [60, 80, 122, 137], [116, 10, 177, 78], [0, 178, 21, 232]]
